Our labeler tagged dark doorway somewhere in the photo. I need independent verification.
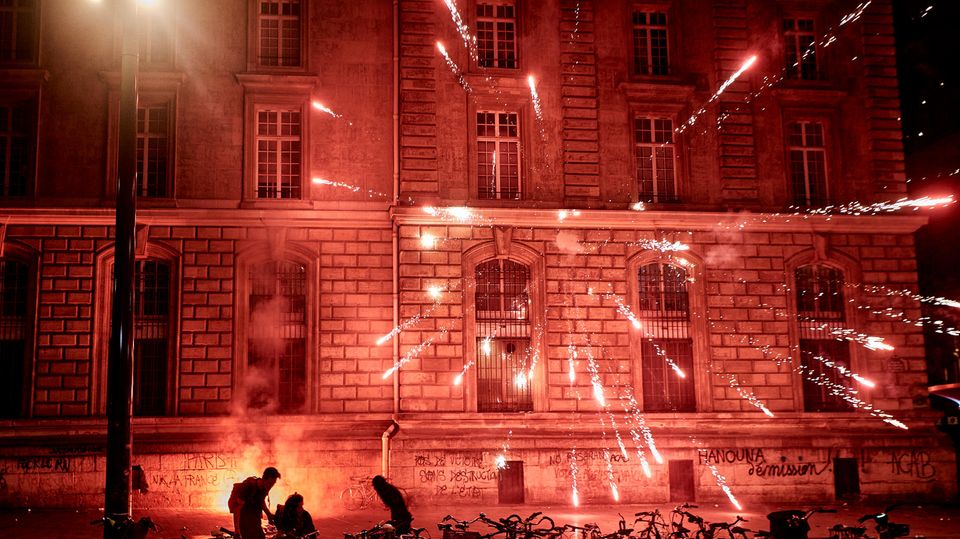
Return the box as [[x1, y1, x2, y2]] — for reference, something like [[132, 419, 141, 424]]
[[498, 460, 524, 503], [833, 457, 861, 500], [669, 459, 695, 501]]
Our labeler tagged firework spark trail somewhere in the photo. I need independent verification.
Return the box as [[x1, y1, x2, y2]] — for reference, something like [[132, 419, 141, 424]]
[[858, 283, 960, 310], [437, 42, 473, 93], [570, 448, 580, 506], [376, 303, 442, 346], [442, 0, 478, 60], [585, 347, 606, 406], [568, 344, 577, 384], [839, 1, 873, 26], [311, 101, 352, 125], [607, 292, 687, 377], [595, 413, 621, 502], [382, 327, 448, 379], [799, 365, 908, 429], [715, 372, 775, 416], [626, 239, 691, 252], [799, 319, 895, 351], [800, 195, 955, 215], [695, 443, 743, 510], [622, 389, 663, 464], [311, 177, 390, 199], [679, 55, 757, 133], [528, 76, 545, 140], [624, 420, 653, 477], [422, 205, 493, 225], [453, 359, 475, 386], [810, 354, 875, 388], [858, 305, 960, 336], [608, 411, 630, 460]]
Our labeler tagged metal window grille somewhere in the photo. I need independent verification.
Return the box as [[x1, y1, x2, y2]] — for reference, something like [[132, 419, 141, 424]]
[[795, 265, 851, 412], [637, 263, 695, 412], [475, 259, 532, 412], [788, 121, 828, 207], [635, 117, 678, 203], [248, 261, 307, 412], [256, 109, 302, 199], [0, 0, 36, 63], [477, 111, 521, 200], [258, 0, 301, 67], [784, 18, 819, 80], [476, 2, 517, 69], [134, 260, 171, 416], [632, 11, 669, 76], [0, 101, 31, 197], [0, 259, 28, 418], [138, 9, 173, 67], [136, 105, 170, 198]]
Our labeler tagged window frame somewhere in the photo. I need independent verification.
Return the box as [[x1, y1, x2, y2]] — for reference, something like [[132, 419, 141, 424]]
[[467, 93, 529, 204], [784, 251, 865, 414], [234, 243, 318, 414], [241, 91, 312, 205], [0, 241, 38, 419], [462, 240, 546, 413], [630, 8, 670, 77], [0, 92, 38, 199], [247, 0, 309, 72], [137, 0, 176, 70], [475, 109, 523, 201], [473, 0, 520, 71], [628, 103, 685, 205], [0, 0, 40, 66], [93, 242, 181, 416], [632, 114, 680, 204], [625, 2, 678, 80], [626, 250, 711, 413], [782, 16, 824, 82]]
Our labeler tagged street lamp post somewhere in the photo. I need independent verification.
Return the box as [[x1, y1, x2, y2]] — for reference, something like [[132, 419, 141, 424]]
[[104, 0, 139, 536]]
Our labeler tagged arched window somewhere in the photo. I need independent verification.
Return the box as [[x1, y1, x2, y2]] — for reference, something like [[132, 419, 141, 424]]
[[475, 258, 532, 412], [246, 260, 307, 413], [637, 262, 695, 412], [0, 258, 31, 417], [795, 264, 851, 412]]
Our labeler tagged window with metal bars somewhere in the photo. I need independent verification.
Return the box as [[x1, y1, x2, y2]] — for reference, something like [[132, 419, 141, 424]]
[[0, 259, 29, 418], [637, 262, 695, 412], [258, 0, 301, 67], [476, 1, 517, 69], [0, 0, 38, 64], [795, 264, 851, 412], [783, 18, 820, 80], [477, 111, 521, 200], [632, 11, 669, 76], [137, 104, 171, 198], [787, 121, 828, 207], [256, 108, 302, 199], [475, 259, 532, 412], [134, 260, 172, 416], [247, 261, 307, 413], [0, 99, 33, 197], [635, 116, 678, 203]]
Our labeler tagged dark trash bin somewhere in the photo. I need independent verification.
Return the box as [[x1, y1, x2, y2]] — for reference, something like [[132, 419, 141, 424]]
[[766, 510, 810, 539]]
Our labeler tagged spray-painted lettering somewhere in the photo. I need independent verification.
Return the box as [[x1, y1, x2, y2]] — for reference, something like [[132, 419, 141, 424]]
[[890, 450, 935, 480], [16, 457, 71, 473]]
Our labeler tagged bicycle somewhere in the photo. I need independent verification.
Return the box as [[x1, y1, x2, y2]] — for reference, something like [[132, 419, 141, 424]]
[[562, 523, 601, 539], [91, 515, 157, 539], [341, 475, 411, 510], [829, 505, 910, 539], [634, 509, 669, 539], [755, 507, 836, 539]]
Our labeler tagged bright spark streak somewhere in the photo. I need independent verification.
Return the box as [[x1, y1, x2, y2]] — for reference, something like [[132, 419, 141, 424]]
[[481, 336, 493, 357], [514, 372, 528, 389], [311, 101, 343, 119], [570, 449, 580, 507], [427, 285, 444, 300], [311, 177, 388, 199], [453, 360, 474, 386], [802, 319, 896, 351], [568, 344, 577, 383], [423, 205, 480, 223], [494, 454, 507, 469], [629, 239, 691, 252], [528, 75, 543, 122], [442, 0, 478, 59], [631, 201, 646, 211], [382, 328, 446, 379], [718, 372, 774, 416], [436, 41, 473, 93], [840, 1, 872, 26], [801, 195, 955, 215], [680, 55, 757, 132]]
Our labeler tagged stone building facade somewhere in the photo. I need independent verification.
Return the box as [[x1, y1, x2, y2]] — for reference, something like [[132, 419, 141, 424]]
[[0, 0, 954, 509]]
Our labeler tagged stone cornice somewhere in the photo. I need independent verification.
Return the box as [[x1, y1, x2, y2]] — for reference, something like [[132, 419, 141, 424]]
[[391, 206, 929, 234]]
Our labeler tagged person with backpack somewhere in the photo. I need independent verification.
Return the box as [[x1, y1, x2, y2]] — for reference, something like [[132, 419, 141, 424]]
[[372, 475, 412, 535], [275, 492, 316, 538], [228, 467, 281, 539]]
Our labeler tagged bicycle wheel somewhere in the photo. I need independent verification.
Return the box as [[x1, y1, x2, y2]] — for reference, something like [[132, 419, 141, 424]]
[[341, 486, 365, 511]]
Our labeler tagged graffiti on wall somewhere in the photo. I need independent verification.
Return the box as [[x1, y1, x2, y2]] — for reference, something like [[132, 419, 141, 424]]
[[888, 449, 935, 480], [413, 452, 496, 498], [698, 448, 831, 481]]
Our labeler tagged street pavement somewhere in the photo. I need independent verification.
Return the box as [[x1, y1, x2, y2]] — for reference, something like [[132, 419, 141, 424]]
[[0, 500, 957, 538]]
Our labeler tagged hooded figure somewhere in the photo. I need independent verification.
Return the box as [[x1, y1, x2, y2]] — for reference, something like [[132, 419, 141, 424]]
[[372, 475, 412, 534]]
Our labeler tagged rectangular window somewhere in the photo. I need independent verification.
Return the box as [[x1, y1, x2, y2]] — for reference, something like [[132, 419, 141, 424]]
[[258, 0, 301, 67], [477, 111, 521, 200], [0, 259, 29, 418], [256, 108, 302, 199], [136, 104, 171, 198], [784, 18, 820, 80], [476, 2, 517, 69], [0, 100, 32, 197], [632, 11, 669, 76], [134, 260, 172, 416], [476, 259, 532, 412], [787, 121, 828, 207], [795, 265, 851, 412], [638, 263, 695, 412], [248, 261, 307, 412], [139, 8, 174, 68], [635, 116, 677, 203], [0, 0, 37, 64]]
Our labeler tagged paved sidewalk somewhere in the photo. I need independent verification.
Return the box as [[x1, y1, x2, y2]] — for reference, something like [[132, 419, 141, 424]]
[[0, 501, 957, 538]]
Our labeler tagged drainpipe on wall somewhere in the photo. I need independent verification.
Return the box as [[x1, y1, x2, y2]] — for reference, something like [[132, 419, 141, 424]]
[[391, 0, 401, 418], [381, 420, 400, 478]]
